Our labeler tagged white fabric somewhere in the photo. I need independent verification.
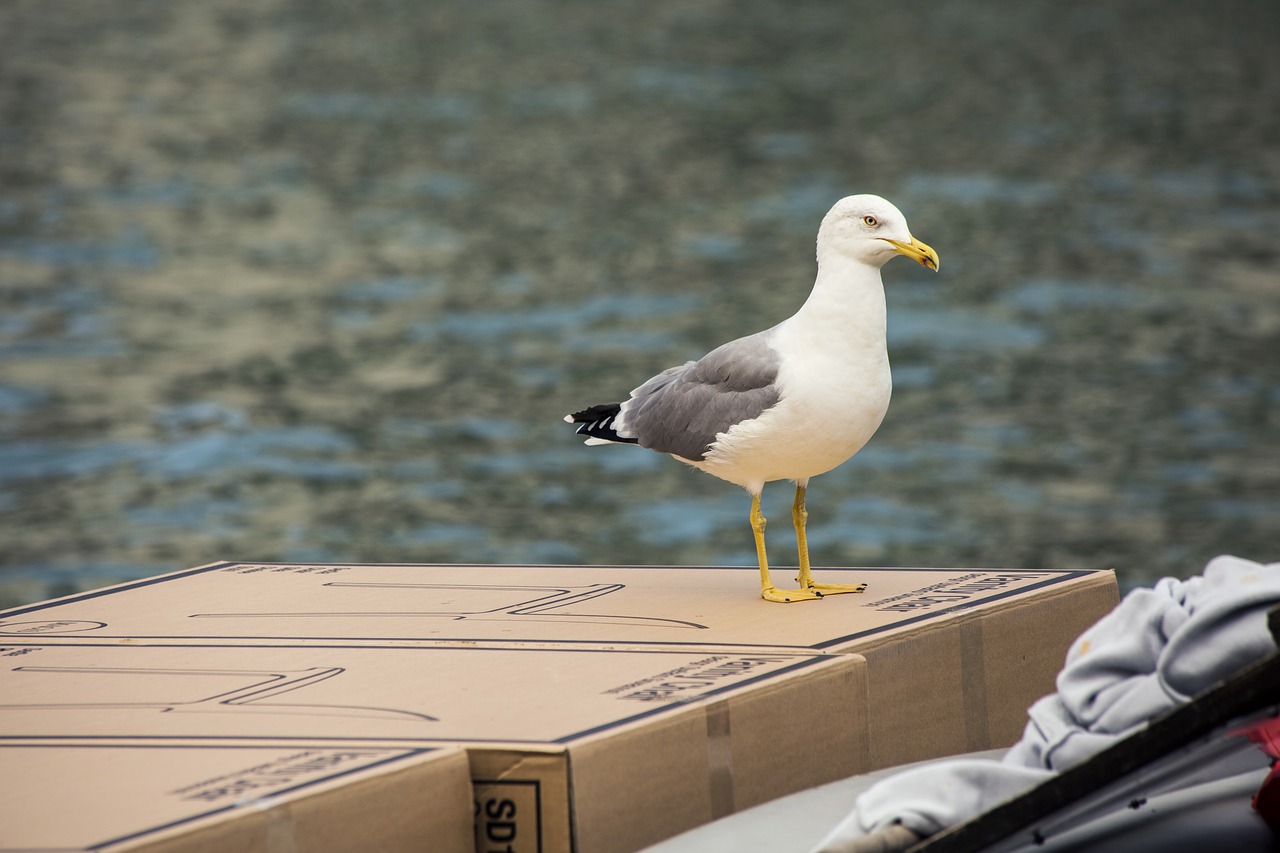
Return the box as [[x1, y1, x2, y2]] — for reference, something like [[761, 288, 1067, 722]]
[[813, 555, 1280, 851]]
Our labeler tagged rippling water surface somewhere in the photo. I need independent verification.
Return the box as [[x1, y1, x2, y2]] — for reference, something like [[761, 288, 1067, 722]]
[[1, 0, 1278, 606]]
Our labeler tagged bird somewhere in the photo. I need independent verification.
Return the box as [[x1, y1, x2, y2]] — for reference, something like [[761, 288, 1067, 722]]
[[565, 195, 939, 602]]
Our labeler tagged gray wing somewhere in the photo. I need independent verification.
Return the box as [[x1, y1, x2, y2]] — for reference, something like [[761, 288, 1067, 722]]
[[622, 331, 782, 462]]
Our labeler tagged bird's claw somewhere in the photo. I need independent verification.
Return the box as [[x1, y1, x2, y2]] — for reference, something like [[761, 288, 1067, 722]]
[[761, 585, 825, 603], [801, 582, 868, 595]]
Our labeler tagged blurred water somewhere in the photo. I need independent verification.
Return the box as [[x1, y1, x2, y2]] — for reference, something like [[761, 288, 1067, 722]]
[[0, 0, 1277, 607]]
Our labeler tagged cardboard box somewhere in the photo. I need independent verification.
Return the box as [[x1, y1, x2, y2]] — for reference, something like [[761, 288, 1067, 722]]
[[463, 651, 867, 853], [2, 562, 1117, 765], [0, 637, 867, 853], [0, 562, 1118, 853], [0, 740, 474, 853]]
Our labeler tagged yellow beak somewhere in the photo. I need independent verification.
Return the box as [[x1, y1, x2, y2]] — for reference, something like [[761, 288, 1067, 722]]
[[884, 236, 940, 272]]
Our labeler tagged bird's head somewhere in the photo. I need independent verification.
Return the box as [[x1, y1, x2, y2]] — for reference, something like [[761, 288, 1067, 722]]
[[816, 194, 939, 272]]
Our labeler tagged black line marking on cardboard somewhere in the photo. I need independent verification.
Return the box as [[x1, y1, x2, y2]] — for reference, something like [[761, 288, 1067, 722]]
[[0, 561, 239, 618], [475, 778, 543, 853], [0, 644, 830, 745], [0, 742, 438, 752], [0, 663, 439, 722], [810, 571, 1097, 649]]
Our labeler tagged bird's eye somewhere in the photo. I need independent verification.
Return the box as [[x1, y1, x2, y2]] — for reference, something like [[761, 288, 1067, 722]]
[[863, 215, 878, 227]]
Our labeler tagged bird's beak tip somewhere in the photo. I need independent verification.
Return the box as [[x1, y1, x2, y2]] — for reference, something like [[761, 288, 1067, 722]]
[[885, 236, 940, 273]]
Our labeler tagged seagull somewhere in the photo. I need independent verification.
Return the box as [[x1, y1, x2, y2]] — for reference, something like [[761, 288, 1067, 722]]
[[565, 195, 939, 602]]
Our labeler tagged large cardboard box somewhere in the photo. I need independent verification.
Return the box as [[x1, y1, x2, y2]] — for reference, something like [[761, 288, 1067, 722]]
[[0, 740, 474, 853], [0, 562, 1118, 853], [0, 633, 868, 853]]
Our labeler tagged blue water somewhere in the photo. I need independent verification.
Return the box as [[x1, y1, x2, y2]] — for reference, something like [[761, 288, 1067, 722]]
[[1, 0, 1277, 607]]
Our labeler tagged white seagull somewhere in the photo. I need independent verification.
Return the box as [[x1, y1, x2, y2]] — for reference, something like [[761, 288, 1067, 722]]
[[565, 195, 939, 602]]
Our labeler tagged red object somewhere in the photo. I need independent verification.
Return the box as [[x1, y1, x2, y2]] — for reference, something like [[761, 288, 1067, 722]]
[[1240, 716, 1280, 832], [1254, 765, 1280, 833]]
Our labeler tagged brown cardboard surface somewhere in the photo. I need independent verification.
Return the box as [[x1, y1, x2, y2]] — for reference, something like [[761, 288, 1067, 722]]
[[0, 643, 854, 745], [851, 571, 1119, 765], [568, 653, 868, 853], [0, 639, 868, 853], [471, 750, 572, 853], [0, 563, 1117, 853], [0, 742, 473, 853], [469, 651, 868, 853], [0, 562, 1112, 651]]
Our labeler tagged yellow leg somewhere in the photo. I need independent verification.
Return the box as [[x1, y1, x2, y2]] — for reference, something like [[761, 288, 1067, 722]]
[[754, 491, 821, 603], [752, 493, 771, 591], [793, 483, 867, 596], [793, 483, 815, 589]]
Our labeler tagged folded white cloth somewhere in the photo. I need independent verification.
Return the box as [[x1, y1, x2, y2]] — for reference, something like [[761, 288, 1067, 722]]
[[813, 555, 1280, 851]]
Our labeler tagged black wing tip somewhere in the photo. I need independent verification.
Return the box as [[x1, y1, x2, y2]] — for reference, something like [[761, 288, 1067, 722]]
[[566, 402, 621, 423], [565, 402, 638, 444]]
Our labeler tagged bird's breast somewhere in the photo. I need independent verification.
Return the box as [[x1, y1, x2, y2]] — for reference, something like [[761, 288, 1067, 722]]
[[698, 347, 891, 485], [774, 349, 891, 455]]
